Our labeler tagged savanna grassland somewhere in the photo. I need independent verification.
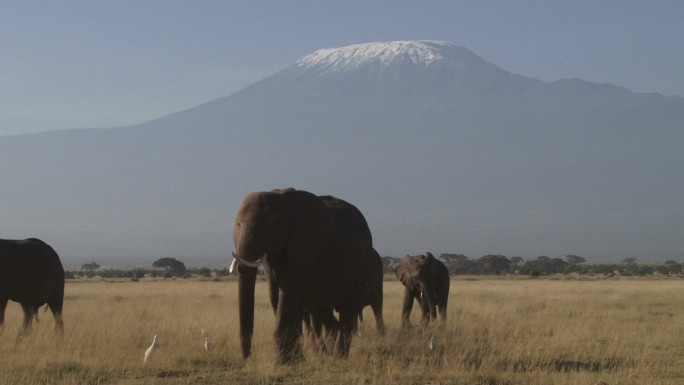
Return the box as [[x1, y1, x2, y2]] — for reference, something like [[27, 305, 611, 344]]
[[2, 277, 684, 385]]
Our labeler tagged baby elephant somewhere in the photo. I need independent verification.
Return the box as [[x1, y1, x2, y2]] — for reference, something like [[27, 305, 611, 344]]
[[395, 252, 449, 328]]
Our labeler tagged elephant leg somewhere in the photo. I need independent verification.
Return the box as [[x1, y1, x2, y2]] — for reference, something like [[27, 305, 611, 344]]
[[336, 306, 358, 358], [420, 284, 437, 325], [301, 309, 313, 337], [263, 262, 279, 315], [439, 285, 450, 324], [401, 286, 414, 329], [301, 310, 325, 348], [371, 294, 385, 335], [423, 291, 437, 323], [419, 294, 431, 325], [437, 293, 448, 324], [274, 288, 304, 364], [310, 313, 324, 342], [19, 304, 37, 335], [309, 308, 338, 352], [312, 310, 331, 339], [21, 304, 35, 330], [438, 303, 447, 324], [428, 293, 438, 322], [0, 297, 7, 334], [48, 294, 64, 333]]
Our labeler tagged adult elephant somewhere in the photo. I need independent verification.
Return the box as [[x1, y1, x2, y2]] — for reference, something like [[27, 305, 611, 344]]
[[231, 189, 377, 364], [0, 238, 65, 335], [395, 252, 449, 328]]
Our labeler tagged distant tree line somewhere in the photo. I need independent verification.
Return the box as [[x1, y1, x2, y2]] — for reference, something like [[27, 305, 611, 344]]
[[382, 254, 684, 277], [67, 257, 233, 280], [66, 255, 684, 280]]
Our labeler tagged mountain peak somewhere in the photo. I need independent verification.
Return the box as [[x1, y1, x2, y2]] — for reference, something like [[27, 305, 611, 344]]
[[294, 40, 487, 74]]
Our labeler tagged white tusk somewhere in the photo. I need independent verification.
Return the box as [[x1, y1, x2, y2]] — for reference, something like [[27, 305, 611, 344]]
[[229, 258, 239, 274], [230, 252, 267, 270]]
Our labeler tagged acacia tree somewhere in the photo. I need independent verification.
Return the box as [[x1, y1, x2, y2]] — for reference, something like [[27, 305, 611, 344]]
[[522, 256, 568, 275], [565, 255, 586, 273], [81, 262, 100, 277], [440, 254, 478, 275], [152, 257, 187, 277], [479, 254, 511, 275], [81, 262, 100, 272], [658, 260, 682, 275], [565, 255, 586, 265], [510, 256, 524, 271]]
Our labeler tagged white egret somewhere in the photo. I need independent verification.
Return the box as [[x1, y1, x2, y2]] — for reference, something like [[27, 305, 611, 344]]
[[428, 336, 440, 352], [202, 329, 213, 352], [144, 335, 158, 362]]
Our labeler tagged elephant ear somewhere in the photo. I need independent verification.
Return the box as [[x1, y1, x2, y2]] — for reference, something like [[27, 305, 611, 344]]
[[413, 254, 430, 268], [395, 261, 411, 284]]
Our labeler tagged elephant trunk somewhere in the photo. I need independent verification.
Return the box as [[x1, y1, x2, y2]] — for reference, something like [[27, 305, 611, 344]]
[[233, 223, 267, 269], [238, 263, 257, 359]]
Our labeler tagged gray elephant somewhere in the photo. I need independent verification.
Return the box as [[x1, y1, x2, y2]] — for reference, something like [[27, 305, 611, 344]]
[[0, 238, 64, 335], [395, 252, 449, 328], [231, 188, 378, 363]]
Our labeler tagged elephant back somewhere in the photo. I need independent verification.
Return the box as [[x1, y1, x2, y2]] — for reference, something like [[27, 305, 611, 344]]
[[318, 195, 372, 248]]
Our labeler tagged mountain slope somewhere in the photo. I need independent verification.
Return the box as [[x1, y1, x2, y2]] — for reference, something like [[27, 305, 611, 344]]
[[1, 41, 683, 261]]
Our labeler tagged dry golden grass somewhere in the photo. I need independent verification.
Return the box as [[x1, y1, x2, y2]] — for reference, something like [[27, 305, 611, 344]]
[[2, 277, 684, 384]]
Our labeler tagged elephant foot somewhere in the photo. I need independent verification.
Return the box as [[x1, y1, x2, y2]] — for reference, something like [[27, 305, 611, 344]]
[[54, 314, 64, 334], [277, 345, 304, 365], [377, 324, 386, 336], [334, 334, 353, 358]]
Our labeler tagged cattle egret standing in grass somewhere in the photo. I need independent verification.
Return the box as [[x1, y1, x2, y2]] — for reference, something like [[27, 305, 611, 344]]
[[202, 329, 213, 352], [144, 335, 158, 362], [429, 336, 439, 352]]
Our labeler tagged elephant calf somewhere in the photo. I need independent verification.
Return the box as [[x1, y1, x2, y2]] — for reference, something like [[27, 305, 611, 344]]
[[0, 238, 65, 336], [395, 252, 449, 328]]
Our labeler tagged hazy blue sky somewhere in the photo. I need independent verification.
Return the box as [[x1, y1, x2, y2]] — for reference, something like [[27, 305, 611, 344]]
[[2, 1, 683, 136]]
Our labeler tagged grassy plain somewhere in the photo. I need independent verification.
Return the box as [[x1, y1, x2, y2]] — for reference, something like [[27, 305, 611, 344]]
[[2, 277, 684, 385]]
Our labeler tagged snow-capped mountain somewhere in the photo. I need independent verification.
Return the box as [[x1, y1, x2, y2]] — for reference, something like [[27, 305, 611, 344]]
[[295, 41, 485, 73], [1, 41, 683, 262]]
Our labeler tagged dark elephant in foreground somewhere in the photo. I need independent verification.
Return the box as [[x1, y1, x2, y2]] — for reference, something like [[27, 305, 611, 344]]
[[231, 188, 378, 363], [395, 252, 449, 328], [0, 238, 64, 335]]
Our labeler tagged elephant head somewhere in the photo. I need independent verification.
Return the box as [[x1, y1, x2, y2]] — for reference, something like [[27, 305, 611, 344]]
[[233, 188, 377, 364], [233, 189, 293, 269]]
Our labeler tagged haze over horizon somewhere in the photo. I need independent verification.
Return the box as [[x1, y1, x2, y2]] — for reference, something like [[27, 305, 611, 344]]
[[2, 3, 683, 265], [2, 2, 683, 136], [2, 39, 683, 264]]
